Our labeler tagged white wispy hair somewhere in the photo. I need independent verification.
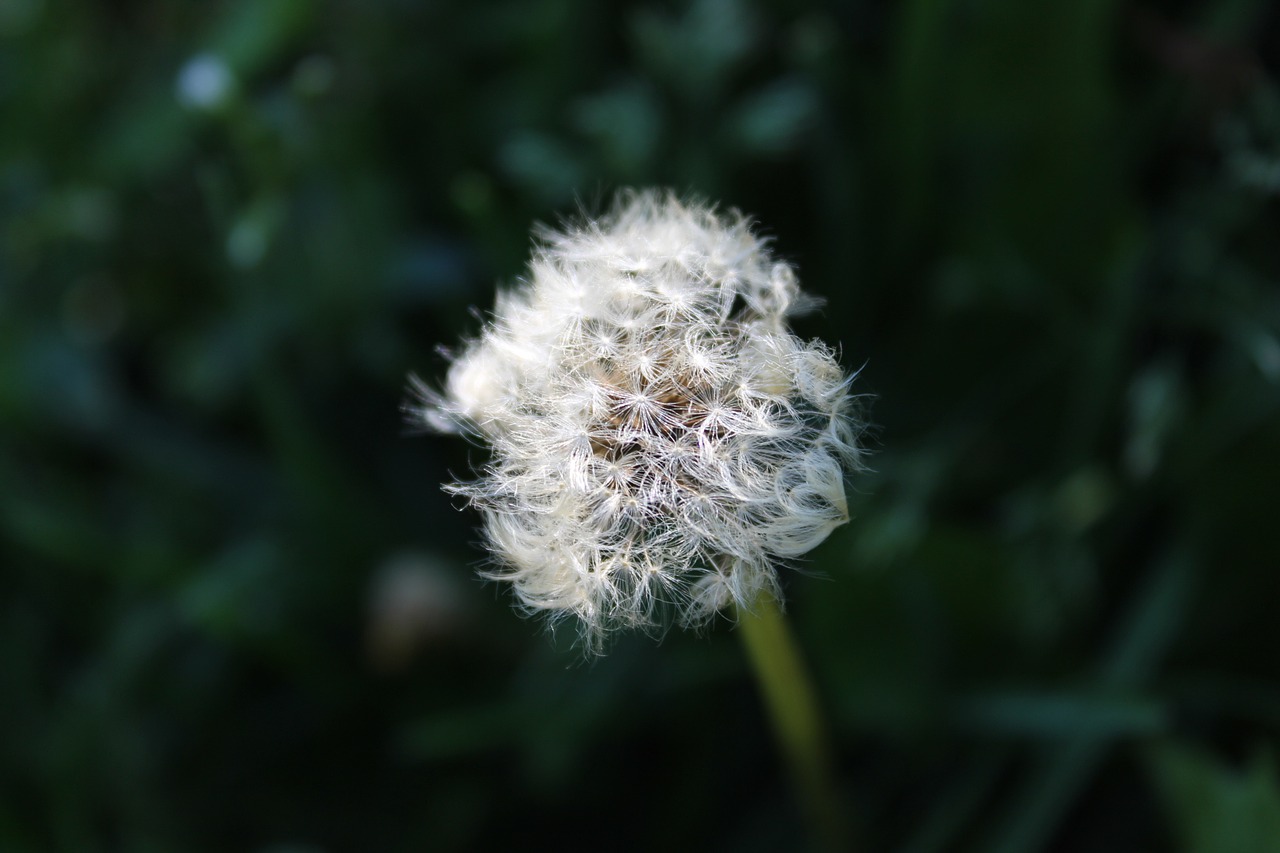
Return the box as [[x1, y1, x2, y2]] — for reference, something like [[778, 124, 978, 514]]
[[412, 189, 863, 649]]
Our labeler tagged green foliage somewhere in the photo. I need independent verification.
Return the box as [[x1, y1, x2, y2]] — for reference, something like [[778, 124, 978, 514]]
[[2, 0, 1279, 850], [1150, 744, 1280, 853]]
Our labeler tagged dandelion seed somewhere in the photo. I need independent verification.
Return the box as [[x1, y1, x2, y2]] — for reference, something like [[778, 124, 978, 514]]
[[410, 189, 864, 648]]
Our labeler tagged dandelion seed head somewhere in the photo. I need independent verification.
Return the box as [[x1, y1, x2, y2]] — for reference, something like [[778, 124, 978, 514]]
[[175, 53, 234, 111], [413, 190, 864, 649]]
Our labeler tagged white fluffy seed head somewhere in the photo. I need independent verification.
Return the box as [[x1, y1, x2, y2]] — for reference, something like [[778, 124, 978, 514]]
[[413, 190, 864, 650]]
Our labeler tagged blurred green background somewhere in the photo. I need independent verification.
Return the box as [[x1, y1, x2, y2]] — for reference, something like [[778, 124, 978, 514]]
[[3, 0, 1280, 850]]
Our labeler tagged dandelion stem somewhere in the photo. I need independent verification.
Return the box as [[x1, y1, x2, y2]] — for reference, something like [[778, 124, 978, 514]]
[[736, 591, 848, 851]]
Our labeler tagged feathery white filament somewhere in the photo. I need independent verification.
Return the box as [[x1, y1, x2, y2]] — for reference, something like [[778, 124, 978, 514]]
[[415, 190, 862, 647]]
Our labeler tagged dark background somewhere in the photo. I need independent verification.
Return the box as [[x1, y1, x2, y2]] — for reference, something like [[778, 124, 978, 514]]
[[3, 1, 1279, 850]]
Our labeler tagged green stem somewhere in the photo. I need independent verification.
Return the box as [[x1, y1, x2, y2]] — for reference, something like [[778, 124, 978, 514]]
[[736, 590, 848, 851]]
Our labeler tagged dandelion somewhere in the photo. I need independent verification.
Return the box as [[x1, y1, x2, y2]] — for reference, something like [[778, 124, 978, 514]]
[[411, 189, 863, 647]]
